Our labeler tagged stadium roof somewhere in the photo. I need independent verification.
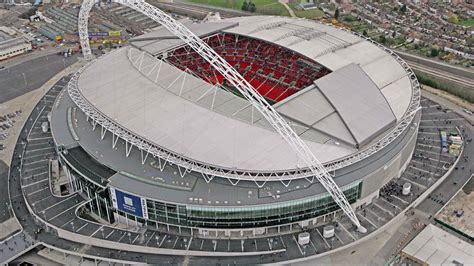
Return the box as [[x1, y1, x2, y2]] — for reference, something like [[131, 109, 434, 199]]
[[78, 16, 414, 172]]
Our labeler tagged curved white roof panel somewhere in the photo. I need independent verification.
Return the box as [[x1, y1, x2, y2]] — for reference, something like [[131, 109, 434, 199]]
[[77, 16, 414, 172]]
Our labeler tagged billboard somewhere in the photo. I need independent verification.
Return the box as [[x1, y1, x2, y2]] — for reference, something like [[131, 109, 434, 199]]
[[110, 187, 148, 219]]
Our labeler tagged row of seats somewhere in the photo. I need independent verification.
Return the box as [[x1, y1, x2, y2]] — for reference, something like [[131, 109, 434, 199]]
[[165, 33, 331, 103]]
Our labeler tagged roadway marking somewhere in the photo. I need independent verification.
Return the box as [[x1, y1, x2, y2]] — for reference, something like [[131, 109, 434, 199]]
[[47, 201, 83, 222], [22, 165, 48, 172], [334, 232, 344, 245], [26, 146, 54, 153], [357, 214, 378, 229], [117, 231, 126, 242], [23, 172, 48, 181], [421, 118, 464, 122], [31, 195, 53, 206], [401, 176, 428, 190], [41, 196, 76, 213], [27, 187, 49, 197], [159, 234, 167, 247], [409, 165, 435, 175], [373, 202, 394, 217], [366, 208, 385, 222], [105, 230, 115, 240], [309, 238, 318, 252], [279, 236, 286, 249], [90, 225, 104, 238], [145, 231, 156, 246], [292, 235, 304, 256], [132, 234, 140, 244], [187, 237, 192, 250], [418, 125, 456, 129], [75, 223, 88, 233], [391, 194, 409, 205], [379, 197, 402, 211], [171, 236, 179, 249], [60, 217, 76, 228], [338, 222, 356, 241], [315, 228, 330, 249], [22, 159, 49, 167], [23, 152, 54, 160], [27, 136, 53, 141], [22, 179, 48, 189], [416, 143, 441, 150]]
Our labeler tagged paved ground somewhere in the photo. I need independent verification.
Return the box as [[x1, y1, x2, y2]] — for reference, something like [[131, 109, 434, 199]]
[[3, 82, 472, 265], [0, 53, 78, 104]]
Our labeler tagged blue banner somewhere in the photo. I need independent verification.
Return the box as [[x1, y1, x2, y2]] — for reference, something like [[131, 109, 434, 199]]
[[110, 188, 148, 219]]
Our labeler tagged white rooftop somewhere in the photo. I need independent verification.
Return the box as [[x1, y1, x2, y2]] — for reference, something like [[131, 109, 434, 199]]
[[402, 224, 474, 265], [77, 16, 414, 172]]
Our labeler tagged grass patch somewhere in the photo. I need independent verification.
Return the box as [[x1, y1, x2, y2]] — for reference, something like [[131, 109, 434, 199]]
[[187, 0, 289, 16], [416, 71, 474, 103], [289, 3, 324, 19], [459, 18, 474, 27]]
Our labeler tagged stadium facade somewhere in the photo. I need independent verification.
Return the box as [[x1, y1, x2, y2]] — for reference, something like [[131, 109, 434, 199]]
[[50, 16, 420, 238]]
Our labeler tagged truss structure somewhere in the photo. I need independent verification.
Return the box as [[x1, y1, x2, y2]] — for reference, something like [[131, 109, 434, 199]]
[[76, 0, 421, 229]]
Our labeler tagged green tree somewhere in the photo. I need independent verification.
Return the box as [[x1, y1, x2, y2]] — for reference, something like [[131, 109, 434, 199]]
[[334, 8, 340, 20], [248, 1, 256, 12], [400, 4, 407, 13], [241, 0, 248, 11], [447, 15, 459, 24], [379, 35, 387, 44], [362, 29, 368, 37], [430, 48, 439, 57]]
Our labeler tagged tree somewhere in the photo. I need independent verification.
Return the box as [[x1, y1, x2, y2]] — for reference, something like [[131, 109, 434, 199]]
[[248, 1, 256, 12], [379, 35, 386, 44], [447, 15, 459, 24], [334, 8, 340, 20], [400, 4, 407, 13], [392, 31, 396, 38], [430, 48, 439, 57], [362, 30, 368, 37], [241, 0, 248, 11]]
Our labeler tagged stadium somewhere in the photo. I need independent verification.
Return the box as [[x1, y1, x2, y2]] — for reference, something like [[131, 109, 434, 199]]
[[50, 15, 421, 238]]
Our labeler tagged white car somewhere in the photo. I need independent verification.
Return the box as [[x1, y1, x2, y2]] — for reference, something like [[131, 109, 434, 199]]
[[463, 109, 473, 115]]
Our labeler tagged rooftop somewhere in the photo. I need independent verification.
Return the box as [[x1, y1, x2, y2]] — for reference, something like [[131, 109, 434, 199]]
[[76, 16, 414, 172], [402, 224, 474, 265]]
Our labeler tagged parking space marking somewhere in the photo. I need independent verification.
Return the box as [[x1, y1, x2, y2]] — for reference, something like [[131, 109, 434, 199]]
[[76, 223, 88, 233], [292, 235, 304, 256], [23, 152, 54, 160], [47, 201, 83, 222], [41, 196, 75, 213], [144, 231, 156, 246], [105, 230, 115, 240], [21, 178, 48, 189], [91, 225, 104, 238], [23, 171, 48, 181], [27, 187, 49, 197], [380, 197, 401, 211], [187, 237, 192, 250], [357, 214, 378, 229], [31, 195, 52, 206], [315, 228, 330, 249], [338, 222, 356, 241], [22, 159, 49, 167]]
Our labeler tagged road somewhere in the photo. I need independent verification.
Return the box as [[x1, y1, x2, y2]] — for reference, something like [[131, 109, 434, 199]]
[[0, 53, 78, 104]]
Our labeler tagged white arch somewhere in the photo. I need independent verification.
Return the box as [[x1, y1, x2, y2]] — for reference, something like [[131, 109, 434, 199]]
[[78, 0, 365, 230]]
